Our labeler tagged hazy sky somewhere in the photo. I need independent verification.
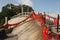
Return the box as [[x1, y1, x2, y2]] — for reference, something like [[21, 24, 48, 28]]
[[0, 0, 60, 13]]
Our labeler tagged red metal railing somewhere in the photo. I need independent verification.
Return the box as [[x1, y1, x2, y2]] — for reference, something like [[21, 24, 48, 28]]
[[4, 11, 60, 40]]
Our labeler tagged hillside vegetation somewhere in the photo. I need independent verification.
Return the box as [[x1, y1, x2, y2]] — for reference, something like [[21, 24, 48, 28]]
[[0, 4, 33, 26]]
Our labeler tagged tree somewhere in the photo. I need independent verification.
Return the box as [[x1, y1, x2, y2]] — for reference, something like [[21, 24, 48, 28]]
[[0, 4, 34, 26]]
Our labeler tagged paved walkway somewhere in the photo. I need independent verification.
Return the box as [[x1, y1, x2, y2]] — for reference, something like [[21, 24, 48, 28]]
[[5, 17, 43, 40]]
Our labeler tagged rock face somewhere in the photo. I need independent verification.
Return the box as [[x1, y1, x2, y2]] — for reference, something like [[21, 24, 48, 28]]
[[6, 16, 43, 40]]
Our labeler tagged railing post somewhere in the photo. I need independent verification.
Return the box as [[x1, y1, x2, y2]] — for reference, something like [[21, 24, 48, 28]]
[[57, 14, 59, 32], [44, 12, 46, 24], [4, 17, 8, 28], [49, 33, 52, 40], [5, 17, 8, 24]]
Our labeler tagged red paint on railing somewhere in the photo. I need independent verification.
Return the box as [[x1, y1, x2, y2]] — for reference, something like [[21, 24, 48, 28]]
[[41, 24, 49, 40], [54, 18, 58, 26], [49, 33, 52, 40]]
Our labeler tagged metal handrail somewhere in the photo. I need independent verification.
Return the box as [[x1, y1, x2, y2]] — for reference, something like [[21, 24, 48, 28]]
[[11, 12, 30, 19]]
